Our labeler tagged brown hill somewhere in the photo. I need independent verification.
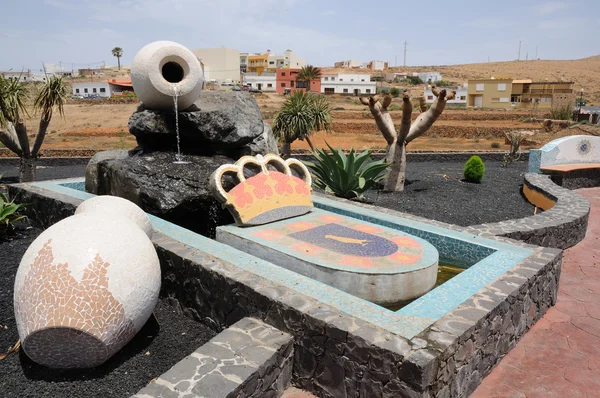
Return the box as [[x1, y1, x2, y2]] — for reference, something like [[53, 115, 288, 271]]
[[391, 56, 600, 104]]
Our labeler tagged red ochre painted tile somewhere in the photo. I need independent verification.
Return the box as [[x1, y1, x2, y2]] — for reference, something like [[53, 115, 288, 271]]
[[473, 188, 600, 397]]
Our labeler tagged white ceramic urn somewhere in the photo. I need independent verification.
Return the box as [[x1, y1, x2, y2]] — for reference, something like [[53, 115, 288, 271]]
[[13, 196, 161, 368], [131, 40, 204, 110]]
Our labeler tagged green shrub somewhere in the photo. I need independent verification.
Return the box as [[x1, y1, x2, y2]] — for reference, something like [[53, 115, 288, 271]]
[[376, 87, 390, 95], [546, 104, 573, 120], [304, 144, 389, 199], [0, 190, 28, 238], [406, 76, 423, 85], [464, 156, 485, 183], [390, 87, 400, 97], [491, 142, 501, 149], [436, 80, 454, 87]]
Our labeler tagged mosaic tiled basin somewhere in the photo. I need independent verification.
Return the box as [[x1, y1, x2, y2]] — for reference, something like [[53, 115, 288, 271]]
[[13, 196, 161, 368], [217, 209, 439, 306]]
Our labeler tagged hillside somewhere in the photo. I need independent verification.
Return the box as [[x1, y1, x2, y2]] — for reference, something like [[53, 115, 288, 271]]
[[391, 55, 600, 104]]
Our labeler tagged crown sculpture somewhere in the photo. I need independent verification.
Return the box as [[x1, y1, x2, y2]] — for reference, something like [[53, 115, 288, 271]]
[[210, 154, 313, 226]]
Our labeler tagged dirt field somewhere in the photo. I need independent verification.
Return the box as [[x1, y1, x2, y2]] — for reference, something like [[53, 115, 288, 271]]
[[5, 91, 588, 154]]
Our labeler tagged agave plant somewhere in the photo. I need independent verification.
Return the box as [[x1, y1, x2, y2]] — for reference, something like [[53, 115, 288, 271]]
[[0, 190, 28, 237], [304, 143, 389, 199]]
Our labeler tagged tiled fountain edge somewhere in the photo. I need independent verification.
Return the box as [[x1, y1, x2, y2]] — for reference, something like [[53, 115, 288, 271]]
[[466, 173, 590, 250], [7, 182, 562, 397]]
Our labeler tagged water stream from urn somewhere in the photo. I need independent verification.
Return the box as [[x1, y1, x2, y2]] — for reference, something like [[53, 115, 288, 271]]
[[172, 84, 189, 164]]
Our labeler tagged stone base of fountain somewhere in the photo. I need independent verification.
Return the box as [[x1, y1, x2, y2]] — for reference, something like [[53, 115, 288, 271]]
[[87, 91, 278, 237], [87, 151, 235, 237], [129, 91, 278, 158]]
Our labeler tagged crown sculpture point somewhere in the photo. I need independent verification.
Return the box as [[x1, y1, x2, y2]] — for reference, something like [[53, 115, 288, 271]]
[[131, 40, 204, 110], [210, 153, 314, 226], [13, 196, 161, 368]]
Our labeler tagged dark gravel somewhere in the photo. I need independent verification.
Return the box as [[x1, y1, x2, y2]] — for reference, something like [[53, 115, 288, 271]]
[[361, 160, 535, 226], [0, 227, 216, 398]]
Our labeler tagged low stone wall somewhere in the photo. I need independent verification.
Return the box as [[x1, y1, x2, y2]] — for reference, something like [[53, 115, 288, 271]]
[[133, 317, 293, 398], [467, 173, 590, 249], [7, 182, 561, 398], [548, 168, 600, 190]]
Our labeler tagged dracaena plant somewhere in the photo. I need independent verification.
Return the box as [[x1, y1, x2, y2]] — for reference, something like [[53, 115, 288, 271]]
[[304, 143, 389, 200]]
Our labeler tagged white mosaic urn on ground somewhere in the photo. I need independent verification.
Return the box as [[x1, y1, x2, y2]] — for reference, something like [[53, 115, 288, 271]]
[[131, 40, 204, 110], [13, 196, 161, 368]]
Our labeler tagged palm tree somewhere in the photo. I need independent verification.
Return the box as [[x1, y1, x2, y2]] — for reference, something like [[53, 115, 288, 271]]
[[112, 47, 123, 70], [0, 75, 68, 182], [272, 91, 332, 158], [297, 65, 321, 93]]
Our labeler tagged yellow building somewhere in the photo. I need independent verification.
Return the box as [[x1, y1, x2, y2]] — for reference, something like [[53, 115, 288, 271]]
[[248, 52, 270, 75], [467, 77, 574, 109], [467, 77, 513, 109]]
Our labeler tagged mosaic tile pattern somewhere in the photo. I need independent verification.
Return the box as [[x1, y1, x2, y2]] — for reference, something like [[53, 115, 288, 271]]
[[15, 240, 137, 368], [12, 194, 161, 368], [210, 154, 313, 226], [528, 135, 600, 173]]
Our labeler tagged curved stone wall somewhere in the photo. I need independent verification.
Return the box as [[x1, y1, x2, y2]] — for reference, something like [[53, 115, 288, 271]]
[[467, 173, 591, 249]]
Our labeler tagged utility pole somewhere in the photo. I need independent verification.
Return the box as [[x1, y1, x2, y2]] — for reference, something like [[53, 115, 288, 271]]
[[518, 40, 522, 61], [535, 46, 538, 60], [403, 41, 407, 67]]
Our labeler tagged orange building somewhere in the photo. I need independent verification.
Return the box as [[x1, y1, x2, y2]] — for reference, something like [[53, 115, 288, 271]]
[[275, 69, 321, 94]]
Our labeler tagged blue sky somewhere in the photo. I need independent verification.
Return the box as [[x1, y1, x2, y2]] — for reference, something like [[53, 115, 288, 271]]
[[1, 0, 598, 71]]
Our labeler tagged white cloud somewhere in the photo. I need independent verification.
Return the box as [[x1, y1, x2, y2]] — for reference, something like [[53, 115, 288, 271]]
[[536, 1, 569, 15]]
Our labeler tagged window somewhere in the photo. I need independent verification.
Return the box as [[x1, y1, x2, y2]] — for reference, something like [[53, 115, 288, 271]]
[[291, 81, 295, 87], [269, 61, 274, 65], [339, 78, 343, 81], [267, 83, 272, 88], [324, 88, 335, 94], [491, 97, 500, 102], [343, 88, 348, 93], [460, 96, 466, 100], [281, 72, 285, 76], [366, 89, 371, 93], [361, 79, 365, 82], [281, 83, 285, 87], [100, 88, 106, 93], [427, 95, 434, 100], [476, 83, 484, 91], [500, 98, 509, 103], [351, 79, 354, 81], [324, 77, 329, 81], [84, 88, 88, 93], [75, 88, 80, 93], [93, 88, 97, 93], [497, 83, 506, 91]]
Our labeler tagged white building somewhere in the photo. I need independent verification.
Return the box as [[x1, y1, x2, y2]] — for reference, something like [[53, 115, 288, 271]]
[[334, 60, 361, 68], [267, 49, 306, 71], [192, 48, 241, 84], [321, 73, 376, 95], [43, 63, 78, 77], [0, 70, 47, 82], [364, 61, 388, 71], [72, 80, 133, 98], [243, 72, 276, 92], [423, 84, 467, 104], [418, 72, 442, 83]]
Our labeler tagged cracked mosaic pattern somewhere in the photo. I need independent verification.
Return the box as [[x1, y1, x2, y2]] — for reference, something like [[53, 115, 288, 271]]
[[15, 240, 137, 368], [528, 135, 600, 173], [133, 317, 293, 398]]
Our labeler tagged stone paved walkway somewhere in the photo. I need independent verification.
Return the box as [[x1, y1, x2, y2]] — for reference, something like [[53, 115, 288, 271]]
[[472, 187, 600, 398]]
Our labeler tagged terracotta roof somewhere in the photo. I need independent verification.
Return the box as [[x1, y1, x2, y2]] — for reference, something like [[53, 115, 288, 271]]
[[108, 79, 133, 87]]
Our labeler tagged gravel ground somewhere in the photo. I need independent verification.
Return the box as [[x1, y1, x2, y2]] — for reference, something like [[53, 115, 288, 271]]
[[0, 227, 216, 398], [361, 160, 535, 226]]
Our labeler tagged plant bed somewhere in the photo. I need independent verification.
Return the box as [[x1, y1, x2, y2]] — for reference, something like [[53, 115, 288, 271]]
[[0, 227, 216, 398], [359, 160, 534, 226]]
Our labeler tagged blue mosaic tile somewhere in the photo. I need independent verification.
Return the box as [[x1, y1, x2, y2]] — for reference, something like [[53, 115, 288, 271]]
[[26, 178, 535, 340]]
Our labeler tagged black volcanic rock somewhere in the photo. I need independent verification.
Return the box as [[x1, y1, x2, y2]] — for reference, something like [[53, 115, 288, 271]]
[[88, 151, 235, 238], [128, 91, 278, 157]]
